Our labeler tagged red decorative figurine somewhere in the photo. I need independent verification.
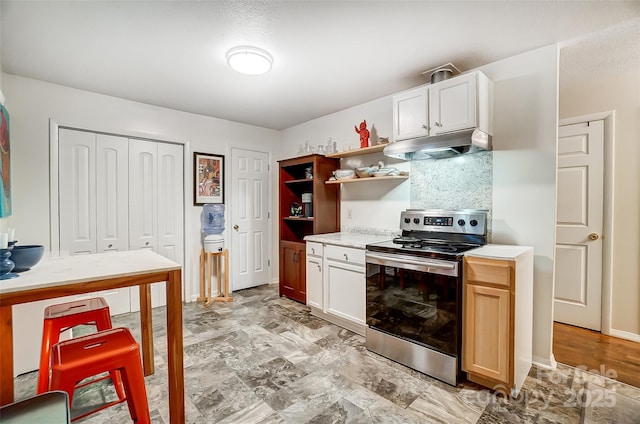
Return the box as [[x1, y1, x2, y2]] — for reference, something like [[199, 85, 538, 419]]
[[355, 120, 370, 148]]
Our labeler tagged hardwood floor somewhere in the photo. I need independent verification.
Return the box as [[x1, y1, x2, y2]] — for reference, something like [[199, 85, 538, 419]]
[[553, 321, 640, 388]]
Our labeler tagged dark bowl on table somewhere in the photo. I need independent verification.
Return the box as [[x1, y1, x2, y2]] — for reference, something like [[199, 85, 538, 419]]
[[10, 245, 45, 272]]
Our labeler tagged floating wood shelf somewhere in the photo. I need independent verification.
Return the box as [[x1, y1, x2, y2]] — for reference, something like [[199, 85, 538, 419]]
[[325, 144, 388, 158], [325, 175, 408, 184]]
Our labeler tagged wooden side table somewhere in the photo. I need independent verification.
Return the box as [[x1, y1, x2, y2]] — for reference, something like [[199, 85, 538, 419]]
[[199, 248, 232, 306]]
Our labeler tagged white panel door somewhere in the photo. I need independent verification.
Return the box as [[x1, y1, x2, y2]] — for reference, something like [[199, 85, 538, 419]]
[[554, 120, 604, 331], [155, 142, 184, 306], [96, 134, 129, 252], [429, 72, 476, 135], [129, 139, 158, 251], [231, 148, 270, 291], [59, 129, 96, 255], [95, 134, 131, 315]]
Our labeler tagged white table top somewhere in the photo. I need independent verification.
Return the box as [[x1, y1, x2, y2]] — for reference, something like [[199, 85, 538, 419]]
[[0, 250, 181, 295]]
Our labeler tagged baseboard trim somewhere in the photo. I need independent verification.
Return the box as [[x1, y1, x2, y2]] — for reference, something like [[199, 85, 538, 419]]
[[609, 328, 640, 343], [533, 353, 557, 370], [310, 307, 366, 336]]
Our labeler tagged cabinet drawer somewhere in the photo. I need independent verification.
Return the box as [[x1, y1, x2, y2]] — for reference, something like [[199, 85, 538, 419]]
[[325, 245, 365, 266], [464, 257, 513, 288], [306, 241, 323, 257]]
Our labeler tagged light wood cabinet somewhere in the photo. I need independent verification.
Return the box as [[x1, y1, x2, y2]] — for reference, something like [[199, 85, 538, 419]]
[[462, 247, 533, 396]]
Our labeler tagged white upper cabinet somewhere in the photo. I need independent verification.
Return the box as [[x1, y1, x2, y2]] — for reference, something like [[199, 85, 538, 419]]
[[392, 86, 429, 141], [392, 71, 493, 141], [429, 72, 477, 135]]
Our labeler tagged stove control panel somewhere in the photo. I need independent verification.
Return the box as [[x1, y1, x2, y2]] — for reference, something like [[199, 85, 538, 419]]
[[400, 209, 487, 236]]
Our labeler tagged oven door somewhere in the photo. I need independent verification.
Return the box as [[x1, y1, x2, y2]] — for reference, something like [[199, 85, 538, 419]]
[[365, 251, 461, 357]]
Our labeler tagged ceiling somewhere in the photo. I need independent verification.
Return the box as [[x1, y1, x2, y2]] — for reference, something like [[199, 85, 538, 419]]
[[2, 1, 639, 130]]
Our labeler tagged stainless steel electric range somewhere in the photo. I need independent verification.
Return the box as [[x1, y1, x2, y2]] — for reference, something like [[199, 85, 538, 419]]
[[365, 209, 488, 385]]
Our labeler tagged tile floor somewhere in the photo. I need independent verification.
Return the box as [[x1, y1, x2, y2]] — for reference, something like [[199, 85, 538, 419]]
[[14, 284, 640, 423]]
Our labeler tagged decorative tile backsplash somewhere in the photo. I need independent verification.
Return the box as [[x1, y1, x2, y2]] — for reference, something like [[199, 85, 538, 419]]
[[410, 151, 493, 238]]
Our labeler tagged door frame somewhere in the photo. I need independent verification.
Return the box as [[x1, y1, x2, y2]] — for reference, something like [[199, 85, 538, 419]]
[[229, 147, 273, 291], [556, 111, 614, 335], [48, 119, 191, 300]]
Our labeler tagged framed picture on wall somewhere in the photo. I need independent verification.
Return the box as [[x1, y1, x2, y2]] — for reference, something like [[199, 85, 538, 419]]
[[0, 102, 11, 218], [194, 152, 224, 205]]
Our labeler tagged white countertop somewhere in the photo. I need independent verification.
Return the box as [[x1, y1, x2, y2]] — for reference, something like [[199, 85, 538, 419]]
[[304, 232, 393, 249], [465, 244, 533, 260], [0, 250, 181, 295]]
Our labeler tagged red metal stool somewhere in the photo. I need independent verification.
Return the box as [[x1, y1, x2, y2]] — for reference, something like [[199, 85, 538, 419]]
[[49, 327, 150, 423], [37, 297, 125, 400]]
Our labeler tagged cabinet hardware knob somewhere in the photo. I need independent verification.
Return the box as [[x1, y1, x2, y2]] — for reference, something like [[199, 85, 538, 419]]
[[145, 242, 149, 246], [344, 253, 348, 260], [422, 124, 429, 130], [588, 233, 599, 241], [317, 264, 321, 272], [108, 244, 113, 248], [312, 248, 315, 255], [233, 224, 239, 230], [435, 122, 442, 127]]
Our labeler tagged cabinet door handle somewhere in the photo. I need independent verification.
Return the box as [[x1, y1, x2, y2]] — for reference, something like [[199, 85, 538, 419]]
[[343, 253, 348, 260], [145, 241, 150, 246], [293, 252, 298, 262], [317, 264, 321, 272], [311, 248, 315, 255], [422, 124, 430, 131], [435, 122, 442, 127], [108, 244, 113, 248]]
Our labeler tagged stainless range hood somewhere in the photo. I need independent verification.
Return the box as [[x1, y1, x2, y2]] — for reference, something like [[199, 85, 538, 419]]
[[383, 128, 492, 160]]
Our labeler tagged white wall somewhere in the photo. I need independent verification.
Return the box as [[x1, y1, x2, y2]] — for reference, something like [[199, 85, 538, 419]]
[[1, 73, 279, 301], [560, 71, 640, 338], [480, 45, 559, 367], [278, 95, 411, 233]]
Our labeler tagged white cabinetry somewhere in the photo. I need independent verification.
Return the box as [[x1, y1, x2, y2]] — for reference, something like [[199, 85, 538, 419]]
[[392, 86, 429, 141], [305, 242, 366, 336], [392, 70, 493, 141], [306, 242, 323, 309], [325, 245, 365, 328]]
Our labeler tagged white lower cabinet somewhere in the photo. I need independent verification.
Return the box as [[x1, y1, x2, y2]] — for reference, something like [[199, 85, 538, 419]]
[[306, 242, 323, 309], [305, 242, 366, 336]]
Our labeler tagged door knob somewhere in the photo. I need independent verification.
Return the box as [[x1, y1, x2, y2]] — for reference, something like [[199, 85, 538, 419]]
[[233, 224, 239, 230], [588, 233, 599, 241]]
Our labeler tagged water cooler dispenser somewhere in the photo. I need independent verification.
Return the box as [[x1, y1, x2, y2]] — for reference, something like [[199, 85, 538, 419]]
[[202, 204, 225, 252]]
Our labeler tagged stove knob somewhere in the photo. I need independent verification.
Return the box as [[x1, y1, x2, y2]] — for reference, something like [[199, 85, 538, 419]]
[[413, 218, 420, 224], [470, 219, 478, 227], [457, 219, 466, 226], [404, 218, 410, 224]]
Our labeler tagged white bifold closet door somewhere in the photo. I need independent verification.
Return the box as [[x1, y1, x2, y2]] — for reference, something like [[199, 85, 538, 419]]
[[129, 139, 184, 310], [59, 129, 131, 314], [58, 130, 183, 313]]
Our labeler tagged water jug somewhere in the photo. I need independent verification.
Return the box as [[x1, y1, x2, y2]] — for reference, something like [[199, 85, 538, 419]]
[[202, 204, 225, 235]]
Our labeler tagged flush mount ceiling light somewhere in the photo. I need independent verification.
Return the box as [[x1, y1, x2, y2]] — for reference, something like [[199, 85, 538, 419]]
[[226, 46, 273, 75]]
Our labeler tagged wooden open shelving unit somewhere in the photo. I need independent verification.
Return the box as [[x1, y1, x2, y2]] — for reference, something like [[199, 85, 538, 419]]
[[325, 143, 388, 159]]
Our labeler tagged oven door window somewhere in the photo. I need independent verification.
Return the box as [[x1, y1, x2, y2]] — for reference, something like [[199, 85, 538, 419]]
[[366, 263, 460, 356]]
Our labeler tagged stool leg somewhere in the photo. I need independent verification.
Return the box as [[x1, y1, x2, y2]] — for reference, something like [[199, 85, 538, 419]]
[[95, 309, 126, 402], [37, 319, 57, 394], [50, 368, 77, 410], [120, 360, 151, 424]]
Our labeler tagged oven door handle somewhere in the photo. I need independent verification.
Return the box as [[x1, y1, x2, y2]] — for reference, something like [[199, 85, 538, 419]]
[[365, 252, 457, 273]]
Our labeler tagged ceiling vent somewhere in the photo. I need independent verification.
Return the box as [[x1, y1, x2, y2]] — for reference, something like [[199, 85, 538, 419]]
[[421, 63, 461, 84]]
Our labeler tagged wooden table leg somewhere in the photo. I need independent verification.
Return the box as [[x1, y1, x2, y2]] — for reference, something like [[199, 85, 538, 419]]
[[0, 305, 14, 405], [139, 283, 154, 376], [224, 250, 230, 297], [166, 269, 185, 424], [198, 248, 205, 302]]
